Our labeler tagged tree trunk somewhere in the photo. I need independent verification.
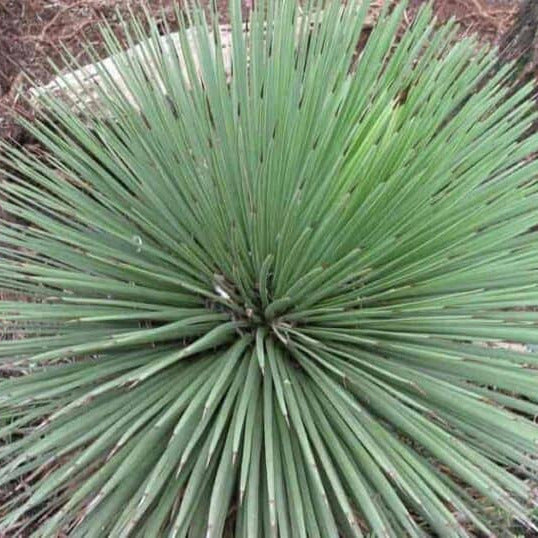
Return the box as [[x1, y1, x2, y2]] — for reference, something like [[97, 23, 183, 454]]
[[500, 0, 538, 84]]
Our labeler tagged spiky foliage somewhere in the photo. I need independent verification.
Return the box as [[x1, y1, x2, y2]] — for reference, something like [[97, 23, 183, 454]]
[[1, 0, 538, 536]]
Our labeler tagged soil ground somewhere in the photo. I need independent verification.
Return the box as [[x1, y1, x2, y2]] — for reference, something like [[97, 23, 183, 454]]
[[0, 0, 522, 141]]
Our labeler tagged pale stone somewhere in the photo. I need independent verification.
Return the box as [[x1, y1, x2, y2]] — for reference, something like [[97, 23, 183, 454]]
[[29, 2, 385, 114]]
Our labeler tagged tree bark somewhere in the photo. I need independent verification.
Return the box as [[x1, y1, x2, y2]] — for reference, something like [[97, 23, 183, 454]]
[[500, 0, 538, 84]]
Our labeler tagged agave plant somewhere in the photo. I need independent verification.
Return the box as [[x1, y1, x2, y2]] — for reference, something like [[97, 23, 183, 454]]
[[1, 0, 538, 535]]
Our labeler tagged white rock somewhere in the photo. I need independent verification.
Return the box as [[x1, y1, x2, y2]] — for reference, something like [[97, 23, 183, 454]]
[[29, 2, 384, 114]]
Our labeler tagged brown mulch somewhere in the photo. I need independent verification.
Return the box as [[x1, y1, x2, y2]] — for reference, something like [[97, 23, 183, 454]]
[[430, 0, 518, 41]]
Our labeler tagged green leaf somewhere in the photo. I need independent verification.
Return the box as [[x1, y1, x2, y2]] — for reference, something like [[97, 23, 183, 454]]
[[2, 0, 538, 535]]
